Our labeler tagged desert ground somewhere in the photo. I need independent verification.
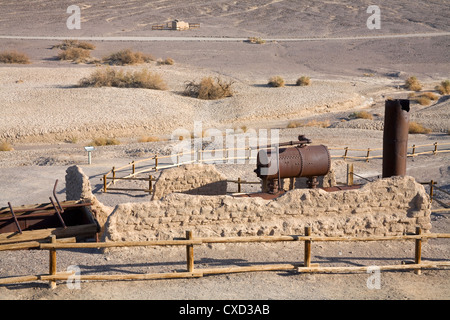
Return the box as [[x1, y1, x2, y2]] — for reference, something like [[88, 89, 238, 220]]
[[0, 0, 449, 301]]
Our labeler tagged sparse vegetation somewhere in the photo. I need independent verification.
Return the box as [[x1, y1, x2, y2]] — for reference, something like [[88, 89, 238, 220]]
[[102, 49, 154, 65], [90, 137, 120, 146], [404, 76, 422, 91], [52, 40, 96, 51], [0, 50, 30, 64], [79, 68, 168, 90], [0, 141, 13, 151], [157, 57, 175, 65], [287, 120, 330, 128], [408, 122, 431, 134], [296, 76, 311, 86], [435, 80, 450, 95], [349, 111, 373, 120], [138, 136, 160, 143], [184, 77, 234, 100], [268, 76, 285, 87], [415, 96, 432, 106], [247, 37, 266, 44], [57, 47, 92, 63]]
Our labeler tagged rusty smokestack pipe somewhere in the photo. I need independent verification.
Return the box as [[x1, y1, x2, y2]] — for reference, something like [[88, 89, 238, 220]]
[[382, 99, 410, 178]]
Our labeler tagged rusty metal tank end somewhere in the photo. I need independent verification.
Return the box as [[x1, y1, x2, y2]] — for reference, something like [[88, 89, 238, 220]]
[[382, 99, 410, 178]]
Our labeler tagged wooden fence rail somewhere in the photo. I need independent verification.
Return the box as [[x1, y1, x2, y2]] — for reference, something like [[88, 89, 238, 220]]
[[101, 142, 450, 194], [1, 228, 449, 288]]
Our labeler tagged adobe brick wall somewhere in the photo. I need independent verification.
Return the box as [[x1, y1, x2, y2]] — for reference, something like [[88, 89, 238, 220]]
[[103, 175, 431, 242]]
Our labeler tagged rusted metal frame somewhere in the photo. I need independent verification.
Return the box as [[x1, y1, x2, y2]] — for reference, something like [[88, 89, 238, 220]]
[[7, 202, 22, 234], [52, 180, 64, 215], [49, 197, 67, 229]]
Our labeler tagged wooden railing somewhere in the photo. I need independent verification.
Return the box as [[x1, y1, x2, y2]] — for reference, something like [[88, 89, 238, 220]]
[[1, 228, 449, 288], [101, 141, 450, 194]]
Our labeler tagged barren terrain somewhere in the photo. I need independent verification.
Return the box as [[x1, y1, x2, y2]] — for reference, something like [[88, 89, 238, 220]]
[[0, 0, 449, 301]]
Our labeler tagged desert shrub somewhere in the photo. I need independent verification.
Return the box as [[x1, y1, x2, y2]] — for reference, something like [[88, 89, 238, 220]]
[[405, 76, 422, 91], [0, 51, 30, 64], [435, 80, 450, 95], [349, 111, 373, 120], [408, 122, 431, 134], [247, 37, 266, 44], [58, 47, 91, 63], [90, 137, 120, 146], [102, 49, 154, 65], [0, 141, 13, 151], [138, 136, 160, 143], [52, 40, 96, 50], [287, 120, 329, 128], [184, 77, 234, 100], [79, 68, 168, 90], [415, 96, 432, 106], [420, 92, 439, 100], [268, 76, 285, 87], [296, 76, 311, 86], [157, 57, 175, 65], [287, 121, 302, 128]]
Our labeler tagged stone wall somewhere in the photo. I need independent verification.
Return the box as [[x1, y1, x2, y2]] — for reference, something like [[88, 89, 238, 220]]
[[103, 176, 431, 242], [152, 164, 228, 200], [65, 165, 113, 227]]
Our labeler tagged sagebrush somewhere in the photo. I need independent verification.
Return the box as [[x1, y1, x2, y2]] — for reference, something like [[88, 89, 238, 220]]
[[79, 68, 168, 90], [0, 51, 30, 64], [184, 77, 234, 100], [103, 49, 154, 65]]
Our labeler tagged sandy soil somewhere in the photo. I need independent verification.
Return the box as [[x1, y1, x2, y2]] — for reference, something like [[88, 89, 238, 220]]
[[0, 0, 449, 301]]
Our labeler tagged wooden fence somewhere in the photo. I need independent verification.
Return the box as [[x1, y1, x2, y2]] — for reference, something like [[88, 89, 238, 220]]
[[101, 141, 450, 195], [0, 228, 449, 288]]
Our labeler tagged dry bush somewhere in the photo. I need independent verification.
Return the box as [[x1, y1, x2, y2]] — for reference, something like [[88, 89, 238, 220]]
[[0, 141, 13, 151], [296, 76, 311, 86], [79, 68, 168, 90], [52, 40, 96, 50], [0, 51, 30, 64], [420, 92, 439, 100], [157, 57, 175, 65], [138, 136, 160, 143], [247, 37, 266, 44], [58, 47, 91, 63], [304, 120, 330, 128], [405, 76, 422, 91], [435, 80, 450, 95], [415, 96, 431, 106], [268, 76, 285, 87], [184, 77, 234, 100], [102, 49, 154, 65], [90, 137, 120, 146], [287, 121, 302, 128], [349, 111, 373, 120], [409, 122, 431, 134]]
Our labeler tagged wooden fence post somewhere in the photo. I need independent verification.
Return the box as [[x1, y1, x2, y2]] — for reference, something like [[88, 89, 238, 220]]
[[366, 148, 371, 162], [238, 177, 241, 193], [415, 227, 422, 275], [103, 174, 107, 192], [343, 147, 348, 160], [132, 161, 135, 174], [347, 163, 354, 186], [412, 144, 416, 157], [49, 235, 57, 289], [304, 227, 311, 267], [430, 180, 434, 203], [186, 231, 194, 272], [112, 167, 116, 185], [433, 142, 438, 155], [149, 175, 153, 195], [154, 154, 158, 171]]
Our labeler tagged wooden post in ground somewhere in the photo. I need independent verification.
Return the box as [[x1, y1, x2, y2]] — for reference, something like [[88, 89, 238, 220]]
[[430, 180, 434, 203], [347, 163, 354, 186], [415, 227, 422, 275], [304, 227, 312, 267], [237, 177, 241, 193], [132, 161, 135, 174], [149, 175, 153, 195], [49, 235, 57, 289], [186, 231, 194, 272], [103, 174, 107, 192], [112, 167, 116, 185]]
